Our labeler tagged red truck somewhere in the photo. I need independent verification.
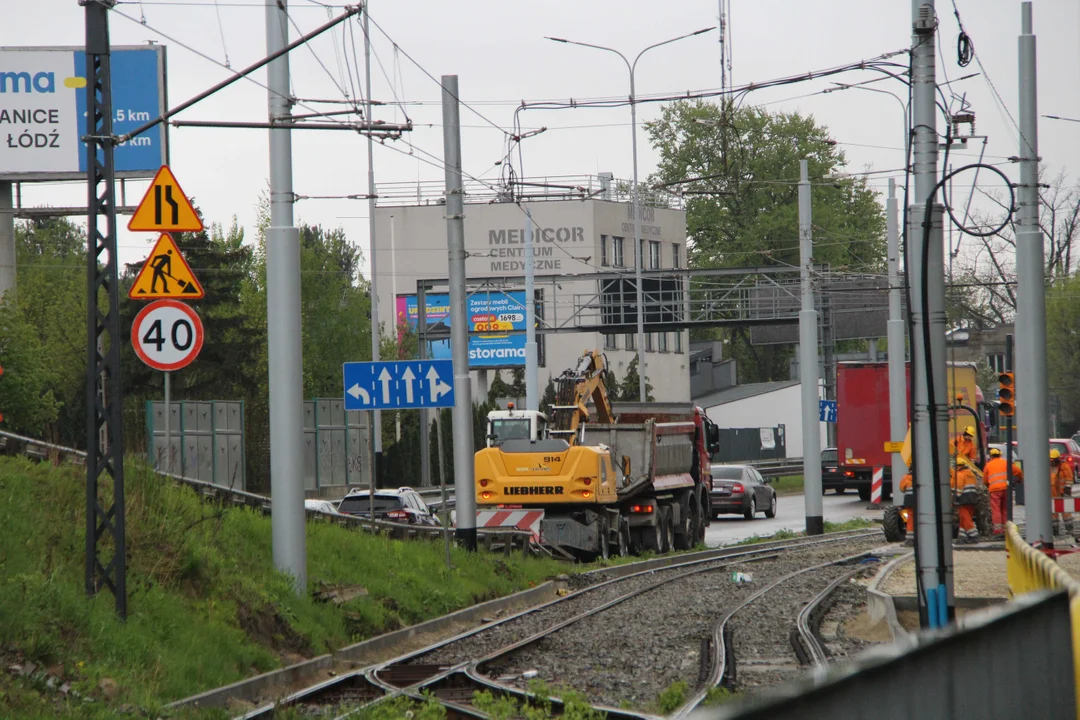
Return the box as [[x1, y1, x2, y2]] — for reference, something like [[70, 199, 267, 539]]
[[834, 361, 985, 501]]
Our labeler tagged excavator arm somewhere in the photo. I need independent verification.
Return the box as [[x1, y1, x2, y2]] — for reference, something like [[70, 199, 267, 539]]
[[548, 350, 615, 445]]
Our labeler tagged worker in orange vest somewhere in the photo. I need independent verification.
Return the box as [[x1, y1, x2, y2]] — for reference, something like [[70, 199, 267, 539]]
[[982, 447, 1022, 538], [899, 468, 915, 534], [1051, 448, 1076, 536], [950, 426, 977, 463], [951, 456, 980, 543]]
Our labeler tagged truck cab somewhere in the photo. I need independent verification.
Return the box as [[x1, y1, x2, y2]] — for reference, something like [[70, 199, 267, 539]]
[[485, 403, 549, 447]]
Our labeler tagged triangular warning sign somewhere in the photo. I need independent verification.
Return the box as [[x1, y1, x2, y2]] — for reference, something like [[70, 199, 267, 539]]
[[128, 233, 205, 300], [128, 165, 204, 232]]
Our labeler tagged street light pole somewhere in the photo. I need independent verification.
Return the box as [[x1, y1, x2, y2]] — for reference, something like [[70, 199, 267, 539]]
[[547, 28, 714, 401]]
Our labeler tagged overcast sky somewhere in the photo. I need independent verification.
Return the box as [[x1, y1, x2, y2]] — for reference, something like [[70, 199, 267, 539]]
[[6, 0, 1080, 282]]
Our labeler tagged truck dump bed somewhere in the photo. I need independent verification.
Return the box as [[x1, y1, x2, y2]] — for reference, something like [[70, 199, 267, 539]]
[[582, 419, 696, 498]]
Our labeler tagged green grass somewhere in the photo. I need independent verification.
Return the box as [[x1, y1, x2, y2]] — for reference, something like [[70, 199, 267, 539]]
[[732, 517, 878, 546], [823, 517, 878, 532], [0, 456, 569, 719], [769, 475, 805, 495]]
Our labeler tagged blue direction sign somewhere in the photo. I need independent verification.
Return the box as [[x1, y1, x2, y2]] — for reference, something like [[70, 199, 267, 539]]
[[343, 360, 455, 411], [819, 399, 838, 423]]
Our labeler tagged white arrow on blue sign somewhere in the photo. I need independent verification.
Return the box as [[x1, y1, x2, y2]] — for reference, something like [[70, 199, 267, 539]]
[[819, 399, 838, 423], [343, 360, 455, 411]]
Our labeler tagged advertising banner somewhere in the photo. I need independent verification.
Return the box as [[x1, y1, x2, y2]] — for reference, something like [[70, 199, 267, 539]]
[[0, 46, 167, 181], [395, 291, 531, 368]]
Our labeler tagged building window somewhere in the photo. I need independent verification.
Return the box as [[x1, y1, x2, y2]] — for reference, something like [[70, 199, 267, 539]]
[[672, 243, 681, 269], [613, 236, 624, 267], [625, 333, 635, 350], [645, 333, 654, 352], [675, 331, 684, 353], [600, 235, 609, 266], [987, 353, 1006, 373], [658, 332, 669, 352], [604, 333, 618, 350], [649, 241, 661, 269]]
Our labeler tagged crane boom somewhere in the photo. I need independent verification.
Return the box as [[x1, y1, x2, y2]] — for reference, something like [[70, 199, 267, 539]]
[[548, 350, 615, 445]]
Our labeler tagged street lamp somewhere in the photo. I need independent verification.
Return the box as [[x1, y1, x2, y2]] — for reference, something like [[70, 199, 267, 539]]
[[547, 28, 714, 401]]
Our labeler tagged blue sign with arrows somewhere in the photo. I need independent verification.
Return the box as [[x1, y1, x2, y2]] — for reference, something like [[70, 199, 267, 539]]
[[343, 360, 455, 411], [819, 399, 838, 423]]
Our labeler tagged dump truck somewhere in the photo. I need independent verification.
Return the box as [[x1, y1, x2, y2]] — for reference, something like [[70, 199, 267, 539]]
[[475, 351, 720, 560]]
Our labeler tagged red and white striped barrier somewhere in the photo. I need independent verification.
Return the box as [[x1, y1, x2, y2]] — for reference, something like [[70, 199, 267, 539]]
[[871, 466, 884, 504], [1052, 497, 1080, 513], [477, 509, 544, 542]]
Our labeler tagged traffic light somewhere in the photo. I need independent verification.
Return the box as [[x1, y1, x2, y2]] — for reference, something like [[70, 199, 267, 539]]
[[998, 371, 1015, 417]]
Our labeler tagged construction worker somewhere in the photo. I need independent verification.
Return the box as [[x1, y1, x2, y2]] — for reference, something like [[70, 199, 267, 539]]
[[950, 426, 978, 463], [899, 468, 915, 534], [1051, 448, 1076, 536], [951, 456, 980, 543], [982, 447, 1023, 538]]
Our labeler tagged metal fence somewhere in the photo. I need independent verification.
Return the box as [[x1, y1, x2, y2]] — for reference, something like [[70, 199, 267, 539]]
[[303, 398, 369, 498], [146, 400, 245, 491]]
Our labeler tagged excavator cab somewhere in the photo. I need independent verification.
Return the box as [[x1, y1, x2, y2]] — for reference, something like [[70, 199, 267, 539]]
[[485, 403, 549, 447]]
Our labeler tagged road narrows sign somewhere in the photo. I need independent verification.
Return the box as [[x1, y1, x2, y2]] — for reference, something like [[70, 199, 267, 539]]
[[128, 233, 205, 299], [131, 299, 205, 371], [127, 165, 204, 232]]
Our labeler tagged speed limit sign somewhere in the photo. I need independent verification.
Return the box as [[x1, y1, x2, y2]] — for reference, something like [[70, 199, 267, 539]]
[[131, 299, 204, 371]]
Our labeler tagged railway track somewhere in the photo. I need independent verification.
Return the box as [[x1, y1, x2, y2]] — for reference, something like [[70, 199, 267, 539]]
[[233, 528, 886, 719]]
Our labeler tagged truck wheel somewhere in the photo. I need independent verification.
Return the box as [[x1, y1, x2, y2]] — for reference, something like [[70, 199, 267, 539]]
[[689, 491, 704, 546], [618, 520, 630, 557], [644, 518, 663, 553], [857, 485, 872, 502], [674, 494, 692, 551], [974, 483, 993, 537], [598, 516, 610, 560], [743, 496, 757, 521], [882, 505, 906, 543], [836, 487, 846, 495], [660, 506, 674, 553]]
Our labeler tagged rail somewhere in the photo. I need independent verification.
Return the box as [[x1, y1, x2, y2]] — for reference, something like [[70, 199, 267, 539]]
[[1004, 520, 1080, 720], [0, 430, 533, 554]]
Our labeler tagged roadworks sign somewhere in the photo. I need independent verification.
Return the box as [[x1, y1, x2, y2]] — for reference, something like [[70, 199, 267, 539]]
[[128, 233, 205, 300], [127, 165, 204, 232]]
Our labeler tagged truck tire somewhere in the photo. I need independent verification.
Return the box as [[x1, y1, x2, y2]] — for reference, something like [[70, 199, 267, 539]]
[[617, 519, 630, 557], [974, 483, 992, 537], [702, 488, 712, 528], [857, 485, 872, 502], [643, 517, 663, 553], [689, 491, 705, 546], [674, 493, 693, 551], [598, 516, 610, 560], [882, 505, 906, 543], [660, 506, 674, 553]]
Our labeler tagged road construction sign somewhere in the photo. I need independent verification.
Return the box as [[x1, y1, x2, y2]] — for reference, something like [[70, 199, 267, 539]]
[[127, 165, 204, 232], [128, 233, 205, 300]]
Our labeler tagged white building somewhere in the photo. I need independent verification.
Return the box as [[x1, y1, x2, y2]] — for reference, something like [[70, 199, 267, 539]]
[[697, 380, 827, 457], [372, 176, 691, 402]]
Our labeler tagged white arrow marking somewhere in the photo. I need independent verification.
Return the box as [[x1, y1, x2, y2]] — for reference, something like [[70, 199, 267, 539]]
[[401, 366, 416, 404], [426, 366, 452, 403], [378, 368, 393, 404], [347, 383, 370, 405]]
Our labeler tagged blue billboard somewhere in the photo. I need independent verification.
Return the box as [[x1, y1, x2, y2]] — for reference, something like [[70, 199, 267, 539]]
[[395, 291, 530, 368], [0, 46, 167, 181]]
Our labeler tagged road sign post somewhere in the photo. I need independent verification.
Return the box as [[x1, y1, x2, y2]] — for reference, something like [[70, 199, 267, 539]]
[[343, 360, 455, 412]]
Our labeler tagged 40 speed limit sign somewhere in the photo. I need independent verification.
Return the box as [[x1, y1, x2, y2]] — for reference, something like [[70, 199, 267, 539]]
[[131, 299, 205, 371]]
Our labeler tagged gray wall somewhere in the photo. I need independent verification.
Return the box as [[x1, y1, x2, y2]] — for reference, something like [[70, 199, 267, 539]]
[[303, 398, 370, 498]]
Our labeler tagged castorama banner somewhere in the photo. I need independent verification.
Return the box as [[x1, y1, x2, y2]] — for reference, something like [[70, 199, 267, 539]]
[[0, 47, 167, 180], [395, 291, 530, 369]]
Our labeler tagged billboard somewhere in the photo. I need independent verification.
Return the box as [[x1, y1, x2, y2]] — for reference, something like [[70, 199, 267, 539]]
[[395, 291, 536, 369], [0, 46, 168, 181]]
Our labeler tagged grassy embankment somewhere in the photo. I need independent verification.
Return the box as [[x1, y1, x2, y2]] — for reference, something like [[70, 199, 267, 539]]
[[769, 475, 804, 495], [0, 456, 569, 719]]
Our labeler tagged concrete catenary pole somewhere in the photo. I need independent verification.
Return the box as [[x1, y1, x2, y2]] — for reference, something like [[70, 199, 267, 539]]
[[629, 73, 647, 401], [524, 205, 539, 411], [265, 0, 306, 592], [0, 182, 14, 303], [363, 2, 383, 488], [799, 159, 824, 536], [887, 178, 908, 498], [910, 0, 953, 625], [1017, 1, 1051, 545], [442, 75, 477, 551]]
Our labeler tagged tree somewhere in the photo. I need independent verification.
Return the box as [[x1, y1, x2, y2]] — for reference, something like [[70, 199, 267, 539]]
[[615, 357, 653, 402], [1046, 273, 1080, 432], [645, 101, 887, 381]]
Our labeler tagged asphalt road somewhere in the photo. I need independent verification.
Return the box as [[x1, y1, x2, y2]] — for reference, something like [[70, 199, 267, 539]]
[[703, 490, 883, 547]]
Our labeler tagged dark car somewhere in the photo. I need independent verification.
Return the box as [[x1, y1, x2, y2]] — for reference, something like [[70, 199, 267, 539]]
[[709, 464, 777, 520], [821, 447, 855, 494], [337, 487, 440, 526]]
